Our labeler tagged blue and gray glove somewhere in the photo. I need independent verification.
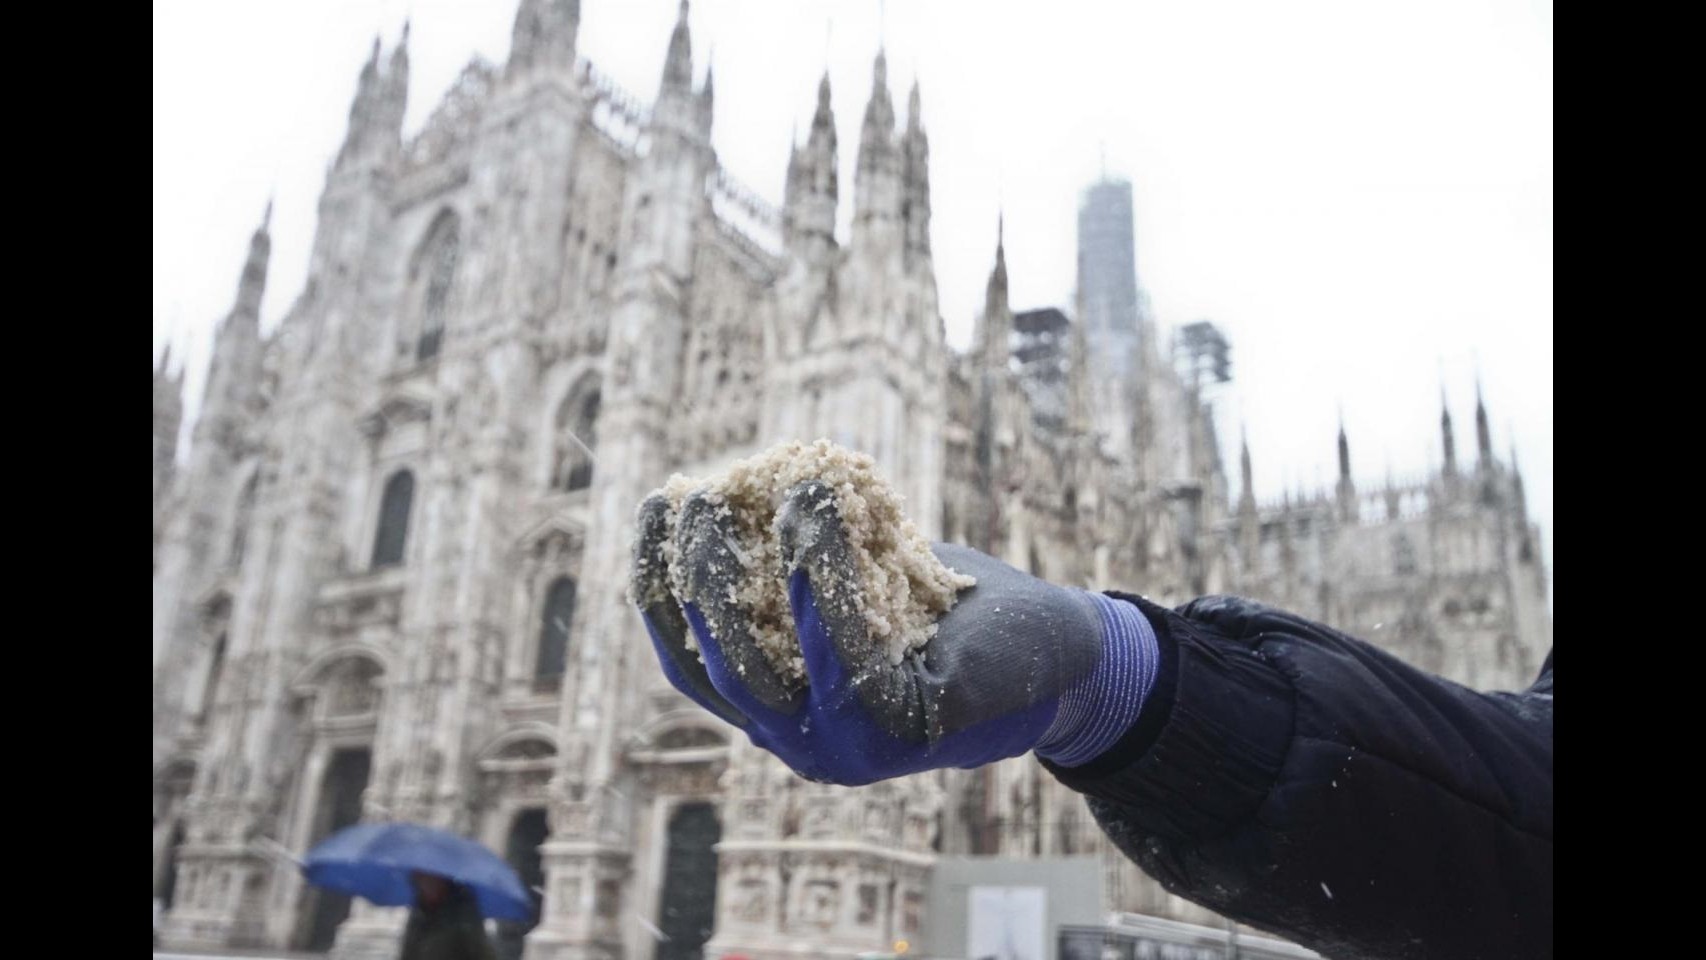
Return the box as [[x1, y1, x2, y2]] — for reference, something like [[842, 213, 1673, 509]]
[[632, 480, 1161, 785]]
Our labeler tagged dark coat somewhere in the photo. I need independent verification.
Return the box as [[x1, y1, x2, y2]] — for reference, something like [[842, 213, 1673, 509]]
[[397, 885, 500, 960], [1043, 593, 1553, 960]]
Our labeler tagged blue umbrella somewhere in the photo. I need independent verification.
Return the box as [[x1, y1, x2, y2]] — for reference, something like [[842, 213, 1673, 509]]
[[301, 822, 534, 922]]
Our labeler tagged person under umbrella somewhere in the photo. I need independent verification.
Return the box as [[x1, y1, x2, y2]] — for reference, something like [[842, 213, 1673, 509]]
[[399, 871, 499, 960], [301, 821, 532, 960]]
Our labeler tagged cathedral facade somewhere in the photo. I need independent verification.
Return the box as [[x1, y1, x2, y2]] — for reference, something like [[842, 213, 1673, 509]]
[[151, 2, 1552, 957]]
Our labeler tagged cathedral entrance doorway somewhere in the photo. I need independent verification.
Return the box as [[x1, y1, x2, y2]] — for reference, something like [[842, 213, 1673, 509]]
[[157, 820, 186, 909], [496, 807, 549, 960], [293, 747, 371, 952], [655, 802, 720, 960]]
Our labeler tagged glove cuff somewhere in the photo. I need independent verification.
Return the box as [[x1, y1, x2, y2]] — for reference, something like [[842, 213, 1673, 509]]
[[1034, 591, 1160, 767]]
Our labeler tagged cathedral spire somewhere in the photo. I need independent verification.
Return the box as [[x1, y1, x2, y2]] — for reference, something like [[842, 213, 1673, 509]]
[[195, 204, 270, 450], [152, 332, 185, 547], [901, 75, 932, 268], [1440, 384, 1458, 478], [1510, 440, 1527, 513], [355, 35, 381, 113], [1379, 458, 1396, 520], [971, 220, 1015, 514], [624, 0, 713, 283], [374, 22, 410, 136], [234, 201, 272, 321], [1338, 414, 1351, 482], [646, 0, 704, 142], [336, 34, 398, 166], [783, 70, 838, 259], [361, 34, 382, 103], [697, 57, 715, 134], [389, 21, 410, 95], [859, 48, 894, 148], [1475, 376, 1493, 467], [509, 0, 539, 68], [853, 48, 900, 245], [1336, 415, 1358, 522], [1239, 425, 1256, 512], [975, 219, 1011, 372], [1507, 438, 1535, 564], [1234, 424, 1258, 565], [508, 0, 580, 76], [395, 20, 410, 63], [644, 0, 713, 151], [660, 0, 694, 97]]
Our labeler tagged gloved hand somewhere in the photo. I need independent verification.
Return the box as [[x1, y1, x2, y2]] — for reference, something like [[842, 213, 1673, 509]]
[[631, 479, 1161, 785]]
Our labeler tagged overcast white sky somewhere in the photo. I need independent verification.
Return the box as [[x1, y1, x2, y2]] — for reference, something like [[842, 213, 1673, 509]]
[[154, 0, 1552, 586]]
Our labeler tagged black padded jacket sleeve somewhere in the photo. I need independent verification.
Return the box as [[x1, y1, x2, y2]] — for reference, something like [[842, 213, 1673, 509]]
[[1040, 593, 1553, 960]]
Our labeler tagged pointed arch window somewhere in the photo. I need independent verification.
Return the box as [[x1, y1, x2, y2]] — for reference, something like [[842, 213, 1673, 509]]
[[158, 821, 187, 909], [229, 474, 258, 569], [552, 377, 600, 492], [412, 214, 460, 362], [371, 471, 415, 569], [535, 576, 576, 689], [195, 633, 228, 725]]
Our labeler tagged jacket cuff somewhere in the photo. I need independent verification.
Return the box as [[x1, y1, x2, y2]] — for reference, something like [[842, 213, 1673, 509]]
[[1038, 592, 1295, 844], [1035, 591, 1162, 766]]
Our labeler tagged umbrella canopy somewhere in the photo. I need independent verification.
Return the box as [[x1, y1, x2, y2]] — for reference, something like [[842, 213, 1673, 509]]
[[301, 821, 534, 922]]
